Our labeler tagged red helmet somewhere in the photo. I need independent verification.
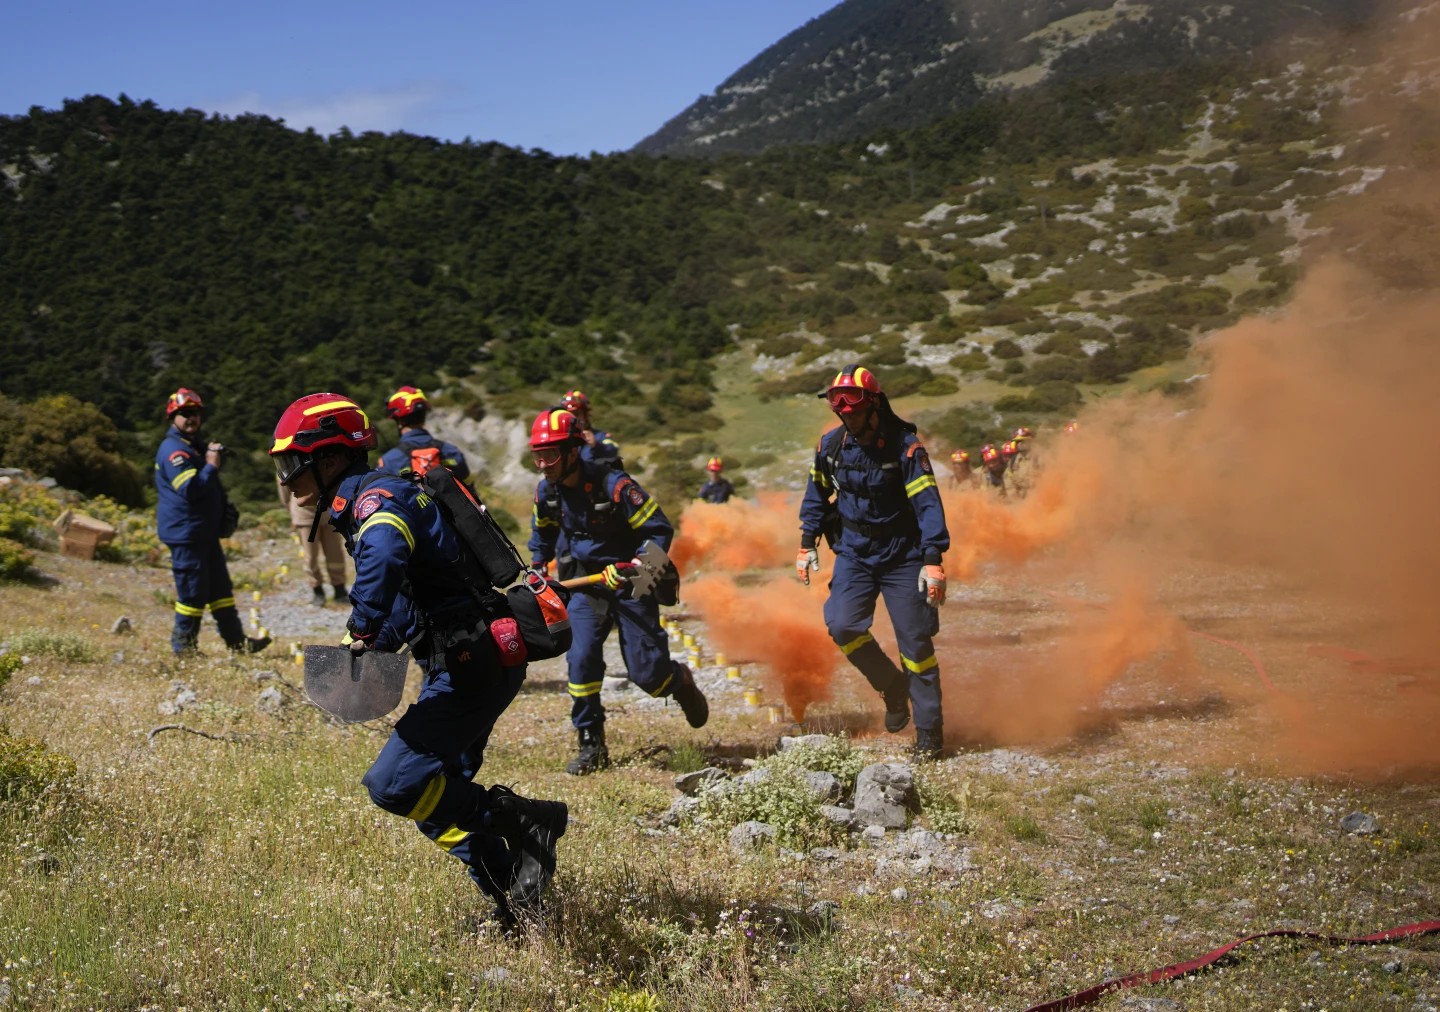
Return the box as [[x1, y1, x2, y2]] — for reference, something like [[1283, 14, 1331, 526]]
[[385, 386, 428, 421], [951, 450, 970, 463], [269, 393, 376, 485], [981, 444, 998, 462], [166, 388, 205, 418], [1013, 426, 1034, 440], [706, 456, 723, 473], [530, 409, 581, 451], [1001, 441, 1018, 457], [820, 364, 881, 414], [560, 390, 590, 414], [1064, 419, 1079, 434]]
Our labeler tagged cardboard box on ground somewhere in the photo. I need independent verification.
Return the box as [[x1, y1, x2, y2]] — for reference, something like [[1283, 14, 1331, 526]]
[[53, 509, 116, 560]]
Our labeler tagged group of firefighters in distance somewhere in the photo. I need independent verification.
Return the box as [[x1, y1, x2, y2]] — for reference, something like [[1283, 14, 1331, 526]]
[[948, 418, 1077, 498], [153, 362, 953, 930]]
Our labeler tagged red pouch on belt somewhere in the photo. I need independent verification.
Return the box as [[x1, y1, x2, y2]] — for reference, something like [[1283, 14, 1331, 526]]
[[488, 616, 528, 668]]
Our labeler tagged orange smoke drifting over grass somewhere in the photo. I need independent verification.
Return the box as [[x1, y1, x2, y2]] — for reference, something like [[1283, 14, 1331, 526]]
[[684, 574, 837, 722]]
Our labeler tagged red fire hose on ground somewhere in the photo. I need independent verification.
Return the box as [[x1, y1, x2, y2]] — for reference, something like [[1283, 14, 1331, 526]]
[[1020, 920, 1440, 1011]]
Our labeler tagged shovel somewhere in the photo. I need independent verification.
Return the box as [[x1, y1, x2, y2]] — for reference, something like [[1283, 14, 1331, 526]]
[[303, 645, 410, 722], [558, 539, 671, 598]]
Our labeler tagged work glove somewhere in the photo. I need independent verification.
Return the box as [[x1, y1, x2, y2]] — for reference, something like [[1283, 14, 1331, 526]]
[[342, 626, 376, 656], [796, 547, 820, 586], [918, 565, 946, 608], [601, 560, 638, 590]]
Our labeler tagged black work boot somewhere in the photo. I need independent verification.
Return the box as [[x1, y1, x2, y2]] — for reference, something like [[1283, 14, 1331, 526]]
[[311, 586, 326, 606], [882, 682, 911, 733], [488, 785, 568, 908], [913, 727, 944, 762], [670, 663, 709, 729], [228, 635, 272, 654], [332, 583, 348, 602], [566, 725, 610, 776]]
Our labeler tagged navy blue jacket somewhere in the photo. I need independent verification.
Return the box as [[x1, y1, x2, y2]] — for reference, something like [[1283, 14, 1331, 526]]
[[696, 478, 734, 504], [580, 428, 621, 468], [154, 427, 226, 545], [328, 469, 474, 649], [528, 461, 672, 571], [799, 422, 949, 567], [377, 428, 470, 481]]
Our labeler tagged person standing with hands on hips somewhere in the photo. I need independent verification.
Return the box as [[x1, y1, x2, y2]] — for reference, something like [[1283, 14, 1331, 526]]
[[796, 365, 950, 759], [154, 387, 269, 656]]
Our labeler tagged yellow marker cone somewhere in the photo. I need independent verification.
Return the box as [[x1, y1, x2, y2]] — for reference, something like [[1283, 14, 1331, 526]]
[[743, 687, 762, 708], [726, 666, 741, 682], [252, 590, 262, 602], [682, 633, 696, 648], [714, 652, 728, 666]]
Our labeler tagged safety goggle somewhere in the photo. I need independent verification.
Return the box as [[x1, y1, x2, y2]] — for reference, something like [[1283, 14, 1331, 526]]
[[272, 450, 313, 486], [531, 448, 564, 469], [826, 388, 873, 412]]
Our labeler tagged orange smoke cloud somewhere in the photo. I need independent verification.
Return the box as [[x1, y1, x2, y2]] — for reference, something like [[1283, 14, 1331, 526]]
[[684, 574, 837, 722], [672, 493, 797, 574]]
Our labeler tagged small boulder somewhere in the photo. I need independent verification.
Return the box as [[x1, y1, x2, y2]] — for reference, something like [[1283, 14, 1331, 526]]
[[674, 767, 728, 796], [729, 820, 776, 853]]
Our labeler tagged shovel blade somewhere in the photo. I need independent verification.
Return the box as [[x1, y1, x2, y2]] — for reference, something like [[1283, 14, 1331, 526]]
[[303, 645, 408, 722]]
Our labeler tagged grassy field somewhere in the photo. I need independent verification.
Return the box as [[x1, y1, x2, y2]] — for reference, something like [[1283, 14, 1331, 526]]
[[2, 515, 1437, 1011]]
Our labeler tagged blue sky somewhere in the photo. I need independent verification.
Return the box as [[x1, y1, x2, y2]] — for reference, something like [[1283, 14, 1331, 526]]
[[1, 1, 841, 155]]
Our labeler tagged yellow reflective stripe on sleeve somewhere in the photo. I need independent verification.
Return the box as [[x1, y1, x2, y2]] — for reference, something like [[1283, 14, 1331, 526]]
[[405, 776, 446, 822], [443, 458, 457, 466], [174, 601, 204, 617], [810, 465, 833, 490], [358, 512, 414, 552], [902, 653, 939, 674], [434, 826, 469, 852], [171, 468, 198, 490], [840, 632, 875, 656], [568, 680, 603, 698], [208, 597, 236, 612], [906, 474, 938, 498], [627, 497, 658, 529], [532, 504, 558, 529]]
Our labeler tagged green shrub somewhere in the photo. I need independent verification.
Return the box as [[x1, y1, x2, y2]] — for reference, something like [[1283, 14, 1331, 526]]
[[950, 349, 991, 372], [697, 736, 865, 848], [0, 538, 34, 579], [0, 725, 78, 801], [990, 338, 1024, 359], [2, 628, 103, 664], [0, 651, 23, 689]]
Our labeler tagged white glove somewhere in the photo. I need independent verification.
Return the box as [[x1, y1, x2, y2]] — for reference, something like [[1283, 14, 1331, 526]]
[[918, 565, 946, 608], [796, 548, 820, 586]]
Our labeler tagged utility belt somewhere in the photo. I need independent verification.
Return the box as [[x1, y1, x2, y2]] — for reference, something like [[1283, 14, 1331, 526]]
[[842, 514, 919, 541]]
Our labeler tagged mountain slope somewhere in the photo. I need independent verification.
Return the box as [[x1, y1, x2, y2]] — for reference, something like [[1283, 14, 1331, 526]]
[[634, 0, 1377, 156]]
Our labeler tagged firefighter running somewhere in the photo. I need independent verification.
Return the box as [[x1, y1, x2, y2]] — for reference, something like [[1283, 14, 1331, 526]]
[[526, 408, 708, 775], [796, 365, 951, 760], [269, 393, 566, 931]]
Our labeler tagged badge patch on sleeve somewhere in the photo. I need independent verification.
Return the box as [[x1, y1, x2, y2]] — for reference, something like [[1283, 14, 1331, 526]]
[[168, 450, 190, 466], [354, 491, 385, 522], [915, 447, 933, 474], [627, 485, 645, 508]]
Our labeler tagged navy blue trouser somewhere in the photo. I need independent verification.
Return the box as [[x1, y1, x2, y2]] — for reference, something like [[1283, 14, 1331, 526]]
[[361, 659, 526, 906], [824, 553, 943, 732], [167, 540, 243, 654], [565, 589, 681, 729]]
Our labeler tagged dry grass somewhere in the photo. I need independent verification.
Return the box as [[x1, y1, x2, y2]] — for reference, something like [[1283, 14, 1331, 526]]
[[1, 544, 1438, 1011]]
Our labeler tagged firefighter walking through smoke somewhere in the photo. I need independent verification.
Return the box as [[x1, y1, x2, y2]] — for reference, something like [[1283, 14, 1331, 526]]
[[527, 409, 709, 775], [269, 393, 566, 930], [796, 365, 951, 759], [1006, 427, 1037, 499]]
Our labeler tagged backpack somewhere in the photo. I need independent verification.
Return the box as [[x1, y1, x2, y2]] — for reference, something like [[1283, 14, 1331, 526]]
[[416, 466, 572, 660], [406, 438, 444, 477]]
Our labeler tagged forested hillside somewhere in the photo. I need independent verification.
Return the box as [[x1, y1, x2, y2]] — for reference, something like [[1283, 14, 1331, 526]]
[[1, 5, 1430, 510]]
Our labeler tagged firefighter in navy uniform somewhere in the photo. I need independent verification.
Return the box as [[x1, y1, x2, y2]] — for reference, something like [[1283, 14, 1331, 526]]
[[268, 393, 566, 930], [560, 389, 622, 468], [154, 388, 269, 656], [696, 456, 735, 504], [377, 386, 471, 481], [526, 409, 708, 775], [797, 365, 950, 759]]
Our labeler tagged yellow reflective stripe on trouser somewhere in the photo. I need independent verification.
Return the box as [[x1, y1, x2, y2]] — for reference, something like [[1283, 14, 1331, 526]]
[[840, 632, 875, 655], [435, 826, 469, 852], [209, 597, 235, 611], [568, 680, 603, 698], [906, 474, 938, 497], [627, 497, 658, 529], [902, 653, 938, 674], [649, 673, 674, 697], [358, 512, 414, 552], [174, 601, 204, 617], [405, 776, 446, 822], [171, 468, 197, 490]]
